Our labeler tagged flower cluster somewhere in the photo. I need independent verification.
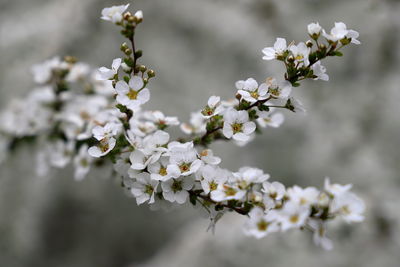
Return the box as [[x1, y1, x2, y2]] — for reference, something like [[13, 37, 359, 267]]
[[0, 4, 365, 250], [0, 56, 116, 179]]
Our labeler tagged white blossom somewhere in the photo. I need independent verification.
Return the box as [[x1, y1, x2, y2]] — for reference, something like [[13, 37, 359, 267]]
[[309, 220, 334, 250], [287, 97, 306, 113], [73, 144, 92, 181], [262, 181, 286, 201], [236, 78, 269, 103], [324, 177, 352, 197], [181, 111, 207, 135], [243, 207, 279, 239], [266, 77, 292, 99], [210, 182, 246, 202], [130, 172, 159, 205], [101, 4, 129, 23], [287, 185, 320, 206], [161, 177, 194, 204], [166, 141, 202, 177], [262, 38, 287, 60], [88, 137, 116, 158], [143, 110, 179, 128], [98, 58, 121, 80], [116, 76, 150, 110], [234, 167, 270, 189], [199, 149, 221, 165], [198, 165, 228, 194], [289, 42, 310, 66], [31, 57, 68, 84], [322, 22, 360, 45], [256, 112, 285, 128], [312, 61, 329, 81], [222, 108, 256, 142], [276, 202, 310, 231], [331, 191, 365, 223], [48, 140, 75, 168], [308, 22, 322, 37], [148, 157, 172, 181], [201, 96, 224, 118]]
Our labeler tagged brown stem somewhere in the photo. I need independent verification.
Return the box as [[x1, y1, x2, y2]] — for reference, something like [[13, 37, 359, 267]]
[[189, 190, 249, 216]]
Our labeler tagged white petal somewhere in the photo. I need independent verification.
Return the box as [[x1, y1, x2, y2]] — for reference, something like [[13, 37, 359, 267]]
[[175, 191, 189, 204], [129, 76, 144, 90], [111, 58, 122, 71], [115, 80, 129, 94]]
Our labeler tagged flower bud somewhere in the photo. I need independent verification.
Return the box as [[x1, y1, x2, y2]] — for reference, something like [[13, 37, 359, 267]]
[[134, 10, 143, 23], [64, 56, 77, 64], [319, 44, 326, 50], [306, 40, 313, 48], [147, 69, 155, 78], [124, 48, 132, 55], [120, 42, 129, 51], [138, 65, 147, 72], [134, 50, 143, 59], [127, 16, 135, 23], [123, 12, 132, 20], [287, 55, 295, 63]]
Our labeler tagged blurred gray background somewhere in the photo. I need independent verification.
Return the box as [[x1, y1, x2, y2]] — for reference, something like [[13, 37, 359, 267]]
[[1, 0, 400, 266]]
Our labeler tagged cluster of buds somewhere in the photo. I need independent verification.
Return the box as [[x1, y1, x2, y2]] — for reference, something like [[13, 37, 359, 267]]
[[0, 4, 365, 250]]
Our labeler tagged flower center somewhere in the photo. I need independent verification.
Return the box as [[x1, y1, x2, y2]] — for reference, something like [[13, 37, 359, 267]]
[[257, 220, 269, 231], [200, 150, 208, 157], [224, 185, 237, 196], [80, 111, 91, 120], [250, 91, 259, 99], [269, 87, 280, 96], [99, 140, 110, 152], [179, 163, 190, 173], [289, 214, 299, 223], [80, 158, 89, 167], [159, 167, 167, 176], [341, 205, 351, 215], [127, 89, 138, 100], [231, 123, 243, 134], [202, 106, 215, 116], [300, 197, 307, 205], [171, 180, 183, 193], [144, 184, 154, 195], [209, 181, 218, 191]]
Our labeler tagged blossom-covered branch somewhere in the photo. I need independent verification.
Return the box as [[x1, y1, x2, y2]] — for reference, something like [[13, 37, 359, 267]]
[[0, 4, 365, 250]]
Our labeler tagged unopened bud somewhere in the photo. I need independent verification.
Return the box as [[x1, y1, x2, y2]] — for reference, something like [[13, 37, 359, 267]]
[[306, 40, 313, 48], [134, 10, 143, 23], [127, 16, 135, 23], [138, 65, 147, 72], [120, 42, 129, 51], [64, 56, 77, 64], [134, 50, 143, 59], [124, 48, 132, 55], [287, 55, 295, 62], [319, 44, 326, 50], [147, 69, 155, 78], [123, 12, 132, 20]]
